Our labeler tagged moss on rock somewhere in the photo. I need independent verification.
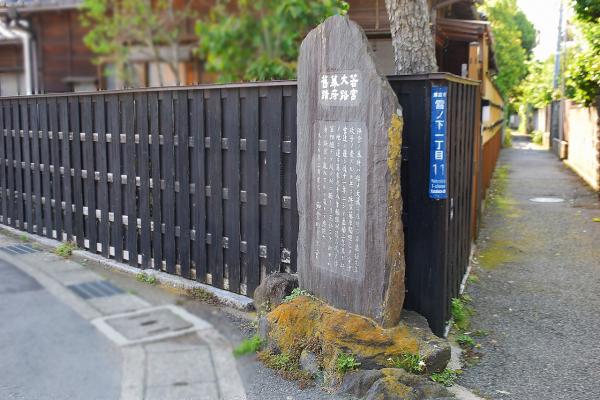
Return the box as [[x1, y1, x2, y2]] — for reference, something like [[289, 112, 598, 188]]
[[264, 296, 421, 377]]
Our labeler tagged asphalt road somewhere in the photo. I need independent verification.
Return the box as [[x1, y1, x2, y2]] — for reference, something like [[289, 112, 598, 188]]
[[458, 135, 600, 400], [0, 258, 121, 400]]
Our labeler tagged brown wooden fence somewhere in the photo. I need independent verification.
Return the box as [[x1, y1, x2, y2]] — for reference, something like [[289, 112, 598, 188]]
[[0, 82, 298, 297]]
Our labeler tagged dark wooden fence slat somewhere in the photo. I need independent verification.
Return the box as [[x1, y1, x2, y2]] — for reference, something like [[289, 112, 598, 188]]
[[149, 92, 162, 270], [223, 89, 241, 292], [0, 100, 5, 224], [12, 99, 23, 229], [135, 93, 151, 268], [20, 99, 33, 233], [176, 91, 191, 278], [122, 94, 137, 266], [39, 100, 52, 237], [94, 96, 110, 257], [48, 98, 63, 239], [161, 92, 176, 273], [241, 88, 260, 296], [58, 97, 72, 241], [108, 95, 123, 261], [6, 101, 15, 228], [282, 87, 298, 273], [29, 100, 42, 234], [82, 96, 97, 251], [190, 91, 207, 281], [265, 87, 282, 274], [70, 97, 85, 247], [207, 89, 224, 288]]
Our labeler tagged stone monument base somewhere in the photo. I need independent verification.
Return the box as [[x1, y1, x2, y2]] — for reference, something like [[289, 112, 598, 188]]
[[258, 295, 450, 391]]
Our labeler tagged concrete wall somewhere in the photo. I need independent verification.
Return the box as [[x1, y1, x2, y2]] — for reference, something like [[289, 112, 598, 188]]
[[563, 100, 600, 191]]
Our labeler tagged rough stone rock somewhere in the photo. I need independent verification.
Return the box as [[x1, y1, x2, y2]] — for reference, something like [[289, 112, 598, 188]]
[[365, 369, 454, 400], [297, 15, 405, 327], [337, 370, 385, 398], [401, 311, 451, 373], [339, 369, 454, 400], [253, 272, 298, 313], [299, 349, 320, 376], [257, 316, 280, 355], [265, 296, 419, 376]]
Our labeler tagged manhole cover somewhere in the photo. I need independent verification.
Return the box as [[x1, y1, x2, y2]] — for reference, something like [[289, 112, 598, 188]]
[[92, 305, 212, 345], [68, 280, 123, 299], [529, 197, 565, 203], [0, 244, 40, 255]]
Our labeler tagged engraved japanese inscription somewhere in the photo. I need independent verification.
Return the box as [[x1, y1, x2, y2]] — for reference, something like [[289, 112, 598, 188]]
[[319, 71, 361, 106], [312, 120, 367, 278]]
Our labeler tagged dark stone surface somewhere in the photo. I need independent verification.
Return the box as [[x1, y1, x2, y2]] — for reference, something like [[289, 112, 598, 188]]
[[337, 369, 384, 398], [297, 15, 405, 327], [401, 311, 450, 373], [339, 368, 454, 400], [253, 272, 298, 313]]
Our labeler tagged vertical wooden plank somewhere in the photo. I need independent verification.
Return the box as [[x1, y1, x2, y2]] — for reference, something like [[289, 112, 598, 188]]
[[122, 94, 137, 266], [136, 92, 151, 268], [176, 91, 191, 278], [190, 91, 207, 281], [49, 98, 62, 239], [264, 87, 282, 274], [70, 97, 85, 247], [59, 97, 73, 241], [0, 100, 5, 224], [206, 89, 224, 288], [282, 86, 298, 273], [149, 92, 163, 269], [12, 99, 23, 229], [30, 99, 42, 234], [82, 96, 97, 252], [95, 96, 110, 258], [108, 94, 123, 261], [222, 88, 241, 292], [20, 99, 33, 233], [241, 87, 260, 296], [161, 91, 176, 273], [39, 100, 52, 237], [6, 101, 14, 227]]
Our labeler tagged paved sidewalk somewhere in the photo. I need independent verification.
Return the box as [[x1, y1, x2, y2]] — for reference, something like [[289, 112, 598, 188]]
[[0, 233, 246, 400], [458, 135, 600, 399]]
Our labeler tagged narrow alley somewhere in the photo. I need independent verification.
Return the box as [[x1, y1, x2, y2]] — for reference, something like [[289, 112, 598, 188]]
[[458, 133, 600, 400]]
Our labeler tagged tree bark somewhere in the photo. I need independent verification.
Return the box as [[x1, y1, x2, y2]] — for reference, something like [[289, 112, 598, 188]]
[[384, 0, 438, 74]]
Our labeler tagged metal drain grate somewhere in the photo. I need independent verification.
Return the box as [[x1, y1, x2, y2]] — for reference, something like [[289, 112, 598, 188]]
[[67, 280, 124, 299], [0, 244, 40, 255], [92, 305, 212, 346]]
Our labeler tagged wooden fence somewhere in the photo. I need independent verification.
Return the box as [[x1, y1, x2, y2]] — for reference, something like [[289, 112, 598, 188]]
[[0, 74, 481, 335], [0, 82, 298, 297]]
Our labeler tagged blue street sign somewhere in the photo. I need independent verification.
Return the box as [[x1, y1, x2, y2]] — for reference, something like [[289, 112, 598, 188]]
[[429, 86, 448, 199]]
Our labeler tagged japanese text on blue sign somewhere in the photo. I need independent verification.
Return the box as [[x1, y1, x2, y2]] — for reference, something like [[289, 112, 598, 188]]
[[429, 86, 448, 199]]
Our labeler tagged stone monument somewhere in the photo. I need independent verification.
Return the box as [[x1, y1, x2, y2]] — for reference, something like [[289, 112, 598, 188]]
[[297, 15, 406, 327]]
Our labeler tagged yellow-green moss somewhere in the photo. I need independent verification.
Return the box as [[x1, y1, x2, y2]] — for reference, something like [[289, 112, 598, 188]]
[[383, 112, 406, 327], [266, 296, 419, 376], [477, 240, 521, 270]]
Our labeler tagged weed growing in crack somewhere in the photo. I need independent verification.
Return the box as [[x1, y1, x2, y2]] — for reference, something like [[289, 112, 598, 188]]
[[136, 272, 157, 285], [55, 242, 77, 258]]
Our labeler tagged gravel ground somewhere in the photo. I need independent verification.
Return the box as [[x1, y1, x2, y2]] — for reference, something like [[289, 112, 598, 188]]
[[458, 134, 600, 400]]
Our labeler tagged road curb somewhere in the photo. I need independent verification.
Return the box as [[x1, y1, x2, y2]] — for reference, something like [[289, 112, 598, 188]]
[[0, 225, 255, 312]]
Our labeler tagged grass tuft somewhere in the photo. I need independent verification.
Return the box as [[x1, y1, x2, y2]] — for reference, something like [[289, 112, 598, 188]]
[[389, 352, 425, 374], [187, 287, 219, 304], [136, 272, 157, 285], [336, 352, 361, 374], [55, 242, 77, 258], [430, 369, 460, 387], [233, 335, 263, 357]]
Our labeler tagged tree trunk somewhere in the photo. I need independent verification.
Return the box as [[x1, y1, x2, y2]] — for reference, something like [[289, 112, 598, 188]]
[[384, 0, 438, 74]]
